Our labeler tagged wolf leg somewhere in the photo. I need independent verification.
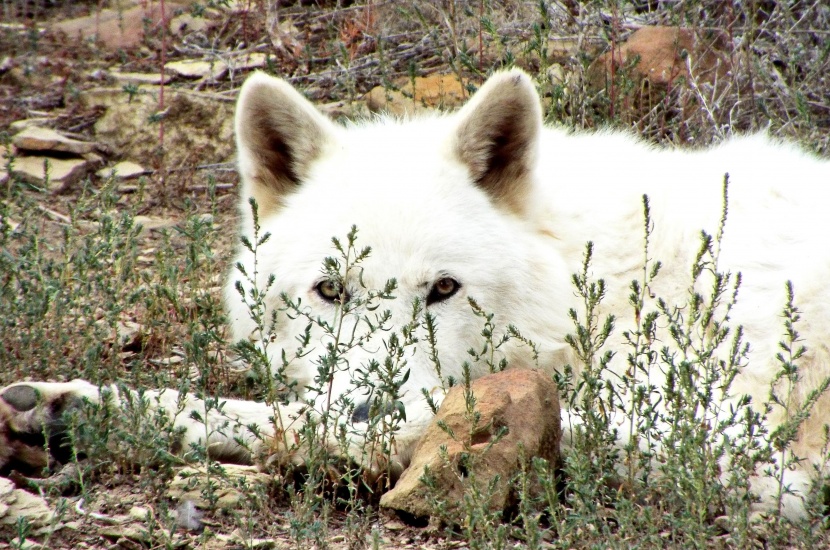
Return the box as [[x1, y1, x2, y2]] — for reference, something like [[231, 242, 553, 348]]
[[0, 380, 305, 472]]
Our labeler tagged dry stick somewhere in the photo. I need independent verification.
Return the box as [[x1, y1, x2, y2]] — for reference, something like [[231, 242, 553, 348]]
[[478, 0, 483, 71], [609, 5, 619, 121], [159, 0, 167, 187], [37, 205, 71, 224], [76, 498, 120, 524]]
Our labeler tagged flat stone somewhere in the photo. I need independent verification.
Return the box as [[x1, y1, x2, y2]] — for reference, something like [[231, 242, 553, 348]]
[[9, 118, 55, 132], [97, 161, 147, 180], [165, 58, 228, 80], [111, 71, 173, 85], [0, 478, 55, 530], [13, 126, 95, 155], [228, 52, 269, 71], [380, 368, 561, 519], [128, 506, 150, 521], [99, 525, 149, 543], [12, 156, 88, 191]]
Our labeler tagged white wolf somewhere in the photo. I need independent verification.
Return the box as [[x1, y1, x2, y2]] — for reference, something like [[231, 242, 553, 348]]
[[1, 70, 828, 520]]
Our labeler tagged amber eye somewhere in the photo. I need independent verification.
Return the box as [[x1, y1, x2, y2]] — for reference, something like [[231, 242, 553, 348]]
[[316, 280, 346, 303], [426, 277, 460, 306]]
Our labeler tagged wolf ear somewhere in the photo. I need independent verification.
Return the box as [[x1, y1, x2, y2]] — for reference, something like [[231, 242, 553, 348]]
[[235, 72, 338, 216], [452, 70, 541, 215]]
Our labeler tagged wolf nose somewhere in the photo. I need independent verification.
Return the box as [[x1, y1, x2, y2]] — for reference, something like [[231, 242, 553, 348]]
[[351, 400, 398, 423], [351, 401, 371, 423]]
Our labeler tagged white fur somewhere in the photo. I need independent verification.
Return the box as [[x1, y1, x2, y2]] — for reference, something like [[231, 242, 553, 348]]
[[225, 70, 830, 519]]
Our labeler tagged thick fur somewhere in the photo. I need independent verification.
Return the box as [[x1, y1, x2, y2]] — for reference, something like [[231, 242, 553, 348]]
[[2, 70, 828, 520]]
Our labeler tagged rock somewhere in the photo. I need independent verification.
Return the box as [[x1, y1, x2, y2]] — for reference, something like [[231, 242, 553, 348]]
[[97, 161, 147, 180], [365, 74, 467, 116], [380, 368, 560, 519], [0, 477, 13, 499], [84, 86, 235, 170], [0, 145, 9, 184], [12, 156, 89, 191], [110, 71, 173, 85], [168, 465, 274, 510], [13, 127, 96, 155], [95, 319, 143, 349], [99, 524, 150, 544], [82, 152, 105, 168], [0, 477, 55, 532], [588, 25, 732, 93], [50, 3, 187, 50], [128, 506, 150, 521], [165, 59, 228, 80], [9, 118, 55, 132], [228, 52, 270, 71]]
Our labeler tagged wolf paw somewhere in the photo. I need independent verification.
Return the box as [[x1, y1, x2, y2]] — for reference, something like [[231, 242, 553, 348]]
[[0, 380, 101, 474]]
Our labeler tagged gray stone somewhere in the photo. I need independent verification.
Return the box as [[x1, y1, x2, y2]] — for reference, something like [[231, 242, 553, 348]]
[[97, 161, 147, 180]]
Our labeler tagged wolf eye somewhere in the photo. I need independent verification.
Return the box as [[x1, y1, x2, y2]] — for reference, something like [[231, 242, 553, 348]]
[[427, 277, 460, 306], [316, 280, 348, 303]]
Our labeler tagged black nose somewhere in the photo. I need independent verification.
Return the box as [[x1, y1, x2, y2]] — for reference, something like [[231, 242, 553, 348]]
[[351, 401, 372, 423], [351, 400, 399, 423]]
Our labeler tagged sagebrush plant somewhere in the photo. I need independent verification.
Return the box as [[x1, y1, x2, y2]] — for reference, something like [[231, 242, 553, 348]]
[[545, 184, 830, 548]]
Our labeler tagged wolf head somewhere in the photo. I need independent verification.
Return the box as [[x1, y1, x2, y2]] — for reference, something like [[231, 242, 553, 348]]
[[228, 70, 571, 451]]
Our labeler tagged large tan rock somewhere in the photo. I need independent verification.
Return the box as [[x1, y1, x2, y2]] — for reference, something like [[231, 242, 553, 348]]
[[50, 3, 186, 50], [85, 87, 235, 169], [587, 25, 733, 123], [0, 477, 55, 533], [589, 25, 732, 88], [380, 368, 560, 519], [11, 156, 89, 191], [13, 127, 96, 155], [365, 74, 468, 116]]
